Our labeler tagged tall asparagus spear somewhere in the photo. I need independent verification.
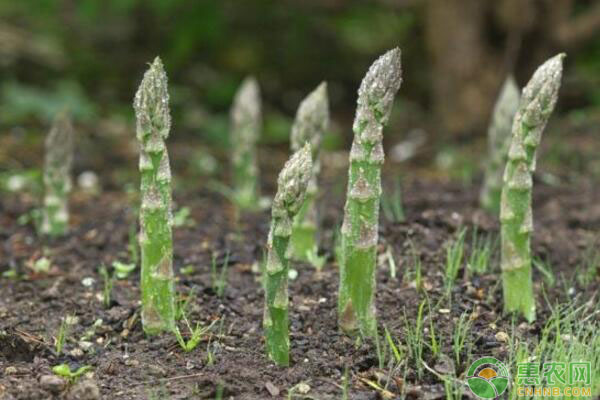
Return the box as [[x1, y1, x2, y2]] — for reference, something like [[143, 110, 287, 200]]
[[230, 77, 262, 209], [289, 82, 329, 264], [264, 143, 312, 366], [133, 57, 176, 335], [480, 76, 520, 214], [41, 111, 74, 236], [501, 53, 565, 322], [338, 48, 402, 337]]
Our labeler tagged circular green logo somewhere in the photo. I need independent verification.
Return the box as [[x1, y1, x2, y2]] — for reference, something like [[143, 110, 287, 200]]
[[466, 357, 510, 399]]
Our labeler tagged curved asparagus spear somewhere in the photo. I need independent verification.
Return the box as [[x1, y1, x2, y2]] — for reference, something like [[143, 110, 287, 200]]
[[290, 82, 329, 264], [230, 77, 262, 209], [41, 111, 75, 236], [338, 48, 402, 337], [264, 143, 312, 366], [133, 57, 176, 335], [501, 53, 565, 322], [480, 76, 520, 213]]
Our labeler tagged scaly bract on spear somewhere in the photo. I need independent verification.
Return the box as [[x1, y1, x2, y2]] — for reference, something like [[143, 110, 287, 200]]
[[500, 53, 565, 322], [338, 48, 402, 338], [264, 143, 312, 366], [133, 57, 176, 335]]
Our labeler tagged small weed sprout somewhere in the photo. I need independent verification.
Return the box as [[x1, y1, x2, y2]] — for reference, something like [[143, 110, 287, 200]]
[[374, 328, 386, 369], [466, 229, 495, 276], [206, 337, 215, 366], [404, 300, 426, 378], [403, 241, 423, 292], [98, 265, 113, 308], [174, 316, 217, 353], [211, 252, 230, 298], [452, 312, 471, 367], [215, 383, 224, 400], [385, 246, 397, 279], [384, 326, 404, 365], [533, 256, 555, 287], [501, 54, 565, 322], [173, 206, 194, 227], [55, 315, 75, 355], [230, 77, 262, 209], [128, 220, 139, 266], [112, 260, 136, 279], [32, 257, 51, 274], [381, 177, 405, 223], [342, 366, 350, 400], [41, 111, 75, 236], [444, 228, 466, 294], [480, 76, 520, 213], [264, 144, 312, 366], [427, 301, 441, 358], [338, 48, 402, 338], [175, 288, 196, 321], [289, 82, 329, 265], [134, 56, 176, 335], [52, 364, 92, 383], [576, 240, 600, 287]]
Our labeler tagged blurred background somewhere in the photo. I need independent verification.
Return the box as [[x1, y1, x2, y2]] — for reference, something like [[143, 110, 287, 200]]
[[1, 0, 600, 189]]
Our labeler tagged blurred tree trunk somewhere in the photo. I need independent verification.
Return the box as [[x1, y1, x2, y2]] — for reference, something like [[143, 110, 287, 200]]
[[424, 0, 502, 138], [423, 0, 600, 138]]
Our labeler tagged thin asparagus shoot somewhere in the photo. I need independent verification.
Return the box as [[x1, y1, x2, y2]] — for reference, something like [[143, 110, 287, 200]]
[[264, 143, 312, 366]]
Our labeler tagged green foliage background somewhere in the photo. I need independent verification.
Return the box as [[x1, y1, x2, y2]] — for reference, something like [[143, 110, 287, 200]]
[[1, 0, 599, 158]]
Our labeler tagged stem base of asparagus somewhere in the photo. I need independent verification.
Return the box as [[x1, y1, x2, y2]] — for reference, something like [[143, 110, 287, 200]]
[[502, 266, 535, 323], [338, 244, 377, 338], [264, 305, 290, 366]]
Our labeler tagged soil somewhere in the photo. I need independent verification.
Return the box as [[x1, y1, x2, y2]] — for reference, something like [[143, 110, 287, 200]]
[[1, 149, 599, 400]]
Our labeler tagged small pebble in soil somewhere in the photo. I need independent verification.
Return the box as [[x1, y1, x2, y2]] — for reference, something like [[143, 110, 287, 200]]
[[4, 366, 17, 375], [70, 348, 84, 357], [39, 374, 66, 394], [79, 341, 94, 351], [125, 359, 139, 367], [265, 381, 279, 397], [81, 277, 95, 287], [295, 383, 310, 394], [495, 331, 509, 343], [67, 378, 101, 400]]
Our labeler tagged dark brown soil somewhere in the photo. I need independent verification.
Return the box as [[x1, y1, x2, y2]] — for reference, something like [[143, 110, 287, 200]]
[[1, 154, 599, 399]]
